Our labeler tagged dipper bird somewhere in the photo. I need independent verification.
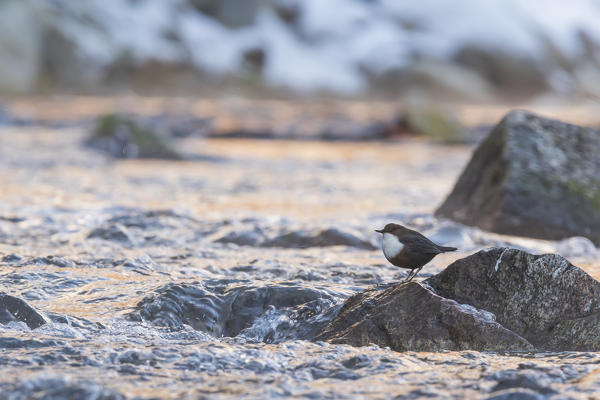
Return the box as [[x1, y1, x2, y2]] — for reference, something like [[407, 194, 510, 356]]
[[375, 223, 457, 282]]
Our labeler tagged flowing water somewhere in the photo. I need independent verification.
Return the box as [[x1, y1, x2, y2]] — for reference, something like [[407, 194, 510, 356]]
[[1, 125, 600, 399]]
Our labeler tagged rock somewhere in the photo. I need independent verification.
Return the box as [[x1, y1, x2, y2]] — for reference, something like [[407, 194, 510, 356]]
[[436, 110, 600, 245], [85, 113, 183, 160], [428, 248, 600, 351], [131, 281, 337, 341], [0, 0, 42, 94], [318, 248, 600, 352], [40, 24, 105, 92], [0, 294, 46, 329], [191, 0, 263, 28], [315, 280, 533, 352], [0, 338, 63, 349], [86, 209, 204, 246], [395, 105, 468, 143], [556, 236, 598, 259], [31, 255, 76, 269], [87, 224, 132, 244], [485, 389, 544, 400], [488, 369, 558, 394], [263, 228, 377, 250], [454, 46, 549, 99], [215, 225, 377, 250], [3, 377, 125, 400]]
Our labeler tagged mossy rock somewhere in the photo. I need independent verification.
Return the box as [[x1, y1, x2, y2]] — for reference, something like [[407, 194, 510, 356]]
[[436, 110, 600, 245], [401, 106, 467, 143], [87, 113, 183, 160]]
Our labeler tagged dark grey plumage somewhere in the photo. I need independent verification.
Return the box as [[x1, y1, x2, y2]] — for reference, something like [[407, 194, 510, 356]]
[[375, 223, 457, 282]]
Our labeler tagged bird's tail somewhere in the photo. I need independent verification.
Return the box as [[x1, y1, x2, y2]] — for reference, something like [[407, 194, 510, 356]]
[[439, 246, 457, 252]]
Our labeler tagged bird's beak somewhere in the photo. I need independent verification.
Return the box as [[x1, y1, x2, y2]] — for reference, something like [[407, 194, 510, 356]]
[[375, 229, 383, 233]]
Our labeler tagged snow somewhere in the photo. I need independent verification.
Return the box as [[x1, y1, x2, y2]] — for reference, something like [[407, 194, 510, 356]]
[[30, 0, 600, 94]]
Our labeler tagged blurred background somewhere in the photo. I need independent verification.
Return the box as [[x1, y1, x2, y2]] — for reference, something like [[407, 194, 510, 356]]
[[2, 0, 600, 103]]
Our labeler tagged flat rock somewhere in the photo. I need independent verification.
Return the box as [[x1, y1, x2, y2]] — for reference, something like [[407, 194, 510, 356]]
[[317, 248, 600, 352], [436, 110, 600, 245]]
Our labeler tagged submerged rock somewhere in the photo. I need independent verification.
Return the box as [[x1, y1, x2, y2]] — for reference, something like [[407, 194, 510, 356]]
[[86, 113, 183, 159], [87, 224, 132, 244], [3, 376, 125, 400], [215, 226, 377, 250], [131, 281, 339, 342], [0, 294, 46, 329], [436, 110, 600, 245], [86, 209, 204, 246], [318, 248, 600, 352]]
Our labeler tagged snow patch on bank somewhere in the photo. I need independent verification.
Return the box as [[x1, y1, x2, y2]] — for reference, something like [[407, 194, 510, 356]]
[[18, 0, 600, 94]]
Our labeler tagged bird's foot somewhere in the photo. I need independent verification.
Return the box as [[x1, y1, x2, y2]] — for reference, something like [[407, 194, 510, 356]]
[[402, 267, 423, 283]]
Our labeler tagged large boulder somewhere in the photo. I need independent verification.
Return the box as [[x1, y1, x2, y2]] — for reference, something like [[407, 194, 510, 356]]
[[314, 280, 533, 352], [317, 248, 600, 352], [436, 110, 600, 245], [428, 248, 600, 351]]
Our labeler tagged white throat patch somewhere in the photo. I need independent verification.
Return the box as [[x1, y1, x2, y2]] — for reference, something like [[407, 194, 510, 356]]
[[382, 233, 404, 260]]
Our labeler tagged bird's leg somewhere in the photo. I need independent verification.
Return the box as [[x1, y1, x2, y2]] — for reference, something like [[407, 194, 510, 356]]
[[406, 266, 424, 283], [403, 268, 416, 283]]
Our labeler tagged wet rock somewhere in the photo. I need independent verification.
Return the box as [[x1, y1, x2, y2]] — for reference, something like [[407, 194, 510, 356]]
[[318, 248, 600, 352], [264, 228, 377, 250], [489, 370, 558, 394], [86, 113, 183, 159], [0, 294, 46, 329], [31, 255, 76, 269], [103, 209, 200, 230], [485, 389, 544, 400], [132, 282, 226, 335], [132, 281, 338, 341], [87, 209, 203, 246], [436, 110, 600, 245], [87, 224, 132, 244], [0, 215, 26, 223], [4, 376, 125, 400], [428, 248, 600, 351], [315, 281, 533, 352], [2, 254, 22, 263], [0, 338, 64, 349], [216, 225, 376, 250]]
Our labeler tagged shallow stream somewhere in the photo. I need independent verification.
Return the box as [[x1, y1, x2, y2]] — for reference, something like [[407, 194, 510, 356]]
[[1, 127, 599, 399]]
